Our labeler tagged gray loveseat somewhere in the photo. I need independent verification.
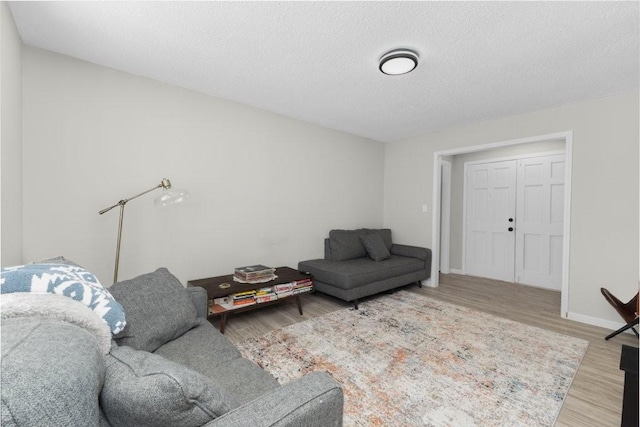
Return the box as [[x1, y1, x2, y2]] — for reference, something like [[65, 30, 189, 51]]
[[299, 229, 431, 308], [1, 267, 343, 427]]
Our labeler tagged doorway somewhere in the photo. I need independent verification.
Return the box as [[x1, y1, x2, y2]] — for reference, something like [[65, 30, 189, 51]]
[[431, 131, 573, 317]]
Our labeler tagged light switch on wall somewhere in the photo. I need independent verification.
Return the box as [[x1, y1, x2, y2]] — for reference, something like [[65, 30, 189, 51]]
[[421, 204, 428, 213]]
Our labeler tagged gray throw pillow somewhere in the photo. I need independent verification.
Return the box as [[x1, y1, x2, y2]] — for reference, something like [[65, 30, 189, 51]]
[[363, 228, 393, 250], [329, 229, 367, 261], [360, 233, 391, 262], [101, 345, 238, 427], [109, 268, 197, 352]]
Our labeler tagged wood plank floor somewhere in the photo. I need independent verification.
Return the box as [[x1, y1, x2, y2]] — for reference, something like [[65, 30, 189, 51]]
[[210, 273, 638, 426]]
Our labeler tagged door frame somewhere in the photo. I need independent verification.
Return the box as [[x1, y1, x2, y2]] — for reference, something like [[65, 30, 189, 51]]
[[431, 131, 573, 318], [439, 160, 452, 274]]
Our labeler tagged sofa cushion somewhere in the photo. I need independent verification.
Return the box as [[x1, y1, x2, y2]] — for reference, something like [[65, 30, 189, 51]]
[[101, 344, 238, 427], [328, 229, 367, 261], [1, 318, 105, 427], [360, 233, 391, 262], [154, 318, 242, 371], [198, 357, 280, 405], [110, 268, 197, 352], [0, 262, 126, 334], [299, 256, 425, 290], [154, 319, 279, 405]]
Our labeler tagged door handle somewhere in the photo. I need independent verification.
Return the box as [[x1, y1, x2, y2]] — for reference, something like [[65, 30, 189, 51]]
[[508, 227, 514, 232]]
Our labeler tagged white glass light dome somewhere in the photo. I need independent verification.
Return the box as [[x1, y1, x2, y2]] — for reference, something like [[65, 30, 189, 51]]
[[379, 49, 419, 76]]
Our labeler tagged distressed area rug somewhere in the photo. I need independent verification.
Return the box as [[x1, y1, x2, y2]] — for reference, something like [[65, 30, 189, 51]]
[[236, 291, 588, 427]]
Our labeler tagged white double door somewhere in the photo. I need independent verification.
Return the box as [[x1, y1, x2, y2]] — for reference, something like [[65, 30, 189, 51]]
[[464, 154, 565, 290]]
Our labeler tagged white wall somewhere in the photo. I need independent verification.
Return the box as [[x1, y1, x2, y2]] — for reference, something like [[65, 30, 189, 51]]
[[384, 91, 639, 326], [0, 2, 23, 266], [22, 46, 384, 285], [448, 139, 566, 270], [12, 34, 640, 328]]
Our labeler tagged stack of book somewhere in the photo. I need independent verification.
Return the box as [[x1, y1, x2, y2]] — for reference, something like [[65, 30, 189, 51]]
[[230, 290, 256, 307], [208, 299, 224, 315], [272, 282, 293, 297], [292, 277, 313, 294], [234, 265, 276, 284], [254, 287, 278, 303]]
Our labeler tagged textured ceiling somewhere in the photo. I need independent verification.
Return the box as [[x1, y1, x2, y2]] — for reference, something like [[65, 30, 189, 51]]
[[8, 1, 639, 143]]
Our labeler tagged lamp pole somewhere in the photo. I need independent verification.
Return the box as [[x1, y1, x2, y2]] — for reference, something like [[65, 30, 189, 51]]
[[99, 179, 172, 283]]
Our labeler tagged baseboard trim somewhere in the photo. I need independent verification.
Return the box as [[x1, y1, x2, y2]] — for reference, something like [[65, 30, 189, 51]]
[[567, 311, 635, 334], [421, 278, 436, 288], [438, 274, 631, 333]]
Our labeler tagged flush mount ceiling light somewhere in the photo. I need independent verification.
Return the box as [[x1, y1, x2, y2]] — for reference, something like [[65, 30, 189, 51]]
[[379, 49, 419, 75]]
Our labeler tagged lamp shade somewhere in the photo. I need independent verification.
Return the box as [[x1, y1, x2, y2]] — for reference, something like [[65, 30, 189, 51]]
[[154, 187, 190, 207]]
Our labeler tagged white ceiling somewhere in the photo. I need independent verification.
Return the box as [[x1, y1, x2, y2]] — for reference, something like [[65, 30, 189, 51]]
[[8, 1, 639, 143]]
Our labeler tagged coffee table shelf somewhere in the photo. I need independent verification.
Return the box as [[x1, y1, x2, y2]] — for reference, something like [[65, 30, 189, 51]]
[[187, 266, 313, 333]]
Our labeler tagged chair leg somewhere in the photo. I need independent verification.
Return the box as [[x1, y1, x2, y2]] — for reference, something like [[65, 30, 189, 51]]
[[605, 318, 640, 340], [353, 299, 359, 310]]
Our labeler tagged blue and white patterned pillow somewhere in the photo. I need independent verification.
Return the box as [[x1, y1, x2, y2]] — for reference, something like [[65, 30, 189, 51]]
[[0, 263, 126, 334]]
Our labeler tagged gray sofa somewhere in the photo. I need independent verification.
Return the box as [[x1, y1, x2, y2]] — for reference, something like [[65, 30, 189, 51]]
[[1, 267, 343, 427], [299, 229, 431, 308]]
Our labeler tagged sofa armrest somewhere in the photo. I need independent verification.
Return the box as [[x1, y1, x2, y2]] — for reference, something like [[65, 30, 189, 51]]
[[186, 286, 208, 320], [207, 372, 343, 427], [391, 244, 432, 262]]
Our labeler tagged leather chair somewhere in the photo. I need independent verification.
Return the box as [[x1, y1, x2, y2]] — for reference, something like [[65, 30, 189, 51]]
[[600, 288, 639, 340]]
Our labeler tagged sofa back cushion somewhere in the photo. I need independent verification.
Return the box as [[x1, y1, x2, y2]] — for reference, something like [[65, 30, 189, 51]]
[[110, 268, 197, 352], [1, 318, 105, 427], [101, 344, 238, 427], [327, 229, 393, 261], [1, 293, 113, 355], [328, 229, 367, 261]]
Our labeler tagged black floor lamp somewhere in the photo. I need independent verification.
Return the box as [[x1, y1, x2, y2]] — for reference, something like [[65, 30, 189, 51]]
[[98, 178, 189, 283]]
